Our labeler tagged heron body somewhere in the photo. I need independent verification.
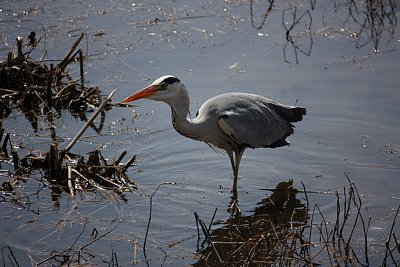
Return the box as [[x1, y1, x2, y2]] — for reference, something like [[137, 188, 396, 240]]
[[122, 75, 306, 191]]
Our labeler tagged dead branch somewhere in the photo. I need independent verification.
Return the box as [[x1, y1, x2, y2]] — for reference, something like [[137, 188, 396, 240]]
[[64, 89, 117, 152], [56, 32, 85, 76]]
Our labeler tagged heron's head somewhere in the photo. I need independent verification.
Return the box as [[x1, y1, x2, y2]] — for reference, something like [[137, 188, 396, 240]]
[[122, 75, 187, 104]]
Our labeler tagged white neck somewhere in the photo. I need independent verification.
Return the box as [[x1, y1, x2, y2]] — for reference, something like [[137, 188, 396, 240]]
[[164, 89, 204, 141]]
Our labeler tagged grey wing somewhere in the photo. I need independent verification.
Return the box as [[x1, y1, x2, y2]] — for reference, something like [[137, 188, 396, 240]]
[[218, 101, 295, 148]]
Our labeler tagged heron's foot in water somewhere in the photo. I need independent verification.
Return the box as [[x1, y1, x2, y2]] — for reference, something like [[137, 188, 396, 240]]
[[228, 196, 241, 216], [227, 187, 240, 215]]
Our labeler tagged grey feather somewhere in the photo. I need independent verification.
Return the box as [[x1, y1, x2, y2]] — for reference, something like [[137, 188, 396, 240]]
[[196, 93, 305, 149]]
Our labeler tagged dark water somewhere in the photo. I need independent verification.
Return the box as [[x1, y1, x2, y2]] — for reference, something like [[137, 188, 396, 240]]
[[1, 0, 399, 266]]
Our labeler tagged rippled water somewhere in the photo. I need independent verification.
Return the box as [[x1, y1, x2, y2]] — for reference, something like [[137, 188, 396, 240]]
[[1, 0, 399, 266]]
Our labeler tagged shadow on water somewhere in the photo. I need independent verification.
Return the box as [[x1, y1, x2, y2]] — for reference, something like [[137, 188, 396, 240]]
[[193, 177, 400, 266], [193, 180, 309, 266]]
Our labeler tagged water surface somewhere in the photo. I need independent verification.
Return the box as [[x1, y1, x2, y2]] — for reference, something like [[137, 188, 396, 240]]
[[1, 0, 399, 265]]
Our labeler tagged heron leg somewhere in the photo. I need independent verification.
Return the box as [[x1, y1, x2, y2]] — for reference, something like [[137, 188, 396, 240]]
[[228, 151, 236, 176], [229, 149, 244, 193], [233, 150, 244, 190]]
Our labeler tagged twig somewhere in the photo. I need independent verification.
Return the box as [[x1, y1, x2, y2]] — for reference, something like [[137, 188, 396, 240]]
[[197, 214, 223, 264], [46, 64, 53, 107], [160, 247, 168, 266], [122, 154, 137, 173], [51, 218, 88, 265], [79, 221, 120, 250], [207, 208, 218, 233], [70, 168, 113, 204], [64, 89, 117, 152], [112, 166, 137, 190], [143, 184, 162, 254], [70, 168, 101, 189], [67, 166, 74, 196], [194, 212, 201, 250], [1, 246, 20, 267], [382, 204, 400, 266], [12, 151, 19, 170], [250, 0, 274, 29], [49, 143, 61, 182], [2, 133, 10, 153], [16, 37, 25, 63], [33, 91, 51, 111], [127, 14, 216, 27], [59, 47, 83, 73], [103, 150, 127, 177], [132, 239, 138, 265], [314, 204, 334, 265], [95, 173, 124, 189], [282, 7, 313, 64], [114, 150, 127, 166], [22, 62, 34, 84], [7, 52, 12, 66], [56, 32, 85, 73], [54, 82, 78, 98], [79, 48, 84, 89], [0, 88, 18, 94]]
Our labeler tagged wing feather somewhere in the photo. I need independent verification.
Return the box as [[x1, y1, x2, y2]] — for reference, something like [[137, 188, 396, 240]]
[[217, 95, 296, 148]]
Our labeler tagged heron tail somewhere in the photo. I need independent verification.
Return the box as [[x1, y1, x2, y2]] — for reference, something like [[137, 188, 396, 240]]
[[274, 105, 307, 123]]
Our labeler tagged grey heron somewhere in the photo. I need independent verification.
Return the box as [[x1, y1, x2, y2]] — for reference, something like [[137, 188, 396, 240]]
[[122, 75, 306, 191]]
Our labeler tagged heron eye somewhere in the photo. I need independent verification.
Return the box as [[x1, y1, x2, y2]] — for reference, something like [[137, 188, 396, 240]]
[[159, 83, 168, 90]]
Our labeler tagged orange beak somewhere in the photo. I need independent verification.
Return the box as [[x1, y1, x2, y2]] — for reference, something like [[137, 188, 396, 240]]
[[122, 84, 161, 103]]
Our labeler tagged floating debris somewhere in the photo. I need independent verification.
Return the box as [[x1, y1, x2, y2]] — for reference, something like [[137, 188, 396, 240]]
[[0, 33, 138, 197], [0, 32, 113, 120], [0, 129, 137, 197]]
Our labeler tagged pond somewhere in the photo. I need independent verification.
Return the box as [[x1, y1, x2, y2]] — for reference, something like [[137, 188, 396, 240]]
[[1, 0, 399, 266]]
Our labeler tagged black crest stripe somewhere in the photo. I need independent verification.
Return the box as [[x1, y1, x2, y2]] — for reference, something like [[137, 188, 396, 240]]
[[163, 76, 180, 85]]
